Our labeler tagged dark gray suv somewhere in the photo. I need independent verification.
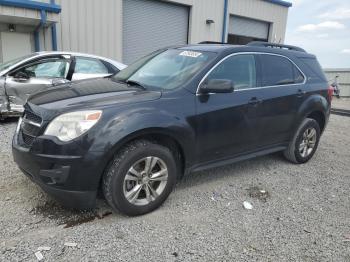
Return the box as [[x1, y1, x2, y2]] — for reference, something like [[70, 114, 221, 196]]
[[13, 42, 332, 216]]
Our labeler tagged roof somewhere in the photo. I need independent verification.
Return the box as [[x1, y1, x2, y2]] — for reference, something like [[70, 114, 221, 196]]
[[36, 51, 127, 69], [177, 44, 235, 52], [0, 51, 126, 76], [177, 44, 312, 58]]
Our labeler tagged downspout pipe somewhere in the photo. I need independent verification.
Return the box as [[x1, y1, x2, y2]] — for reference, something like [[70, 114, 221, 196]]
[[51, 22, 58, 51], [221, 0, 229, 43], [50, 0, 58, 51], [34, 9, 47, 52]]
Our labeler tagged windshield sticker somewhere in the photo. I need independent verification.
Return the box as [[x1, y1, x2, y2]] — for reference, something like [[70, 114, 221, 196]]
[[179, 51, 202, 58]]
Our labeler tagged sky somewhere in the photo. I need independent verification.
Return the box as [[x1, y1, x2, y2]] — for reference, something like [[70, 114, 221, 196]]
[[285, 0, 350, 68]]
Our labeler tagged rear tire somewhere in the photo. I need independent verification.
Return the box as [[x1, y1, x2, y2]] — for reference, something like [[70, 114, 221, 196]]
[[102, 139, 177, 216], [284, 118, 320, 164]]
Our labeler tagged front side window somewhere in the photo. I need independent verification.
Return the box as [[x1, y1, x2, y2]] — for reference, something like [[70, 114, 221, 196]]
[[260, 55, 304, 86], [12, 59, 69, 78], [113, 49, 217, 90], [74, 57, 109, 74], [206, 54, 257, 89]]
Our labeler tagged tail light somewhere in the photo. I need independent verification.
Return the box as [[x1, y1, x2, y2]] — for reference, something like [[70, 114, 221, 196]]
[[327, 85, 334, 102]]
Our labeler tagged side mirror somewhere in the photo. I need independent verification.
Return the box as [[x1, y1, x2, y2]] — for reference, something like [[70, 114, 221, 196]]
[[52, 78, 70, 86], [14, 71, 30, 81], [199, 79, 234, 94]]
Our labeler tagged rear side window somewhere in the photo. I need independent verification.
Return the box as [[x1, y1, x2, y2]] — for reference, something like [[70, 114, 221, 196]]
[[101, 60, 119, 74], [259, 55, 304, 86], [206, 54, 256, 89], [74, 57, 109, 74], [299, 57, 327, 82]]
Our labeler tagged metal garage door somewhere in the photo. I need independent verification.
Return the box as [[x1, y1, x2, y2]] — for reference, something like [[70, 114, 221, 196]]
[[1, 32, 32, 62], [229, 15, 269, 39], [123, 0, 189, 65]]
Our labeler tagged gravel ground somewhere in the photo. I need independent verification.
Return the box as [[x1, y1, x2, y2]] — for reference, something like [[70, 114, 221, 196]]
[[0, 115, 349, 262]]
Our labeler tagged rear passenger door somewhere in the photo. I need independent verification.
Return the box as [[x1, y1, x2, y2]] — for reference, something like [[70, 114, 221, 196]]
[[255, 54, 306, 147], [71, 57, 114, 81]]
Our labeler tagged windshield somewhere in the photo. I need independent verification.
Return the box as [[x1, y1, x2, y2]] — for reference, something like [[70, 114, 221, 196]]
[[0, 54, 36, 72], [113, 49, 216, 90]]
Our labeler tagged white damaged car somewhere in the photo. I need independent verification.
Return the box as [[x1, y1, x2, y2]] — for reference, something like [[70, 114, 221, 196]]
[[0, 51, 126, 119]]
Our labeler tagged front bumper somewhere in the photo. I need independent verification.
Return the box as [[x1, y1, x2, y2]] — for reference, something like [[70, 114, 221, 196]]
[[12, 136, 106, 209], [0, 110, 23, 119]]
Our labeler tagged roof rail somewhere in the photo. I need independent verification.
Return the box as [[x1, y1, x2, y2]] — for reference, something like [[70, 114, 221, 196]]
[[247, 41, 306, 52], [198, 41, 227, 44]]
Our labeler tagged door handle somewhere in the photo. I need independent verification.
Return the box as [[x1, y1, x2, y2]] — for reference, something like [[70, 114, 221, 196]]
[[13, 78, 28, 82], [297, 89, 306, 97], [248, 97, 262, 106]]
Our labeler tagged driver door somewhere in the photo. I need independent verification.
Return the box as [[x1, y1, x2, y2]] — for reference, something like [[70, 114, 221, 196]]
[[5, 57, 70, 111], [195, 54, 260, 164]]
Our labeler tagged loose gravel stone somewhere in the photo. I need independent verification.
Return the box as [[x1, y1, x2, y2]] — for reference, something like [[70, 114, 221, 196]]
[[0, 115, 349, 261]]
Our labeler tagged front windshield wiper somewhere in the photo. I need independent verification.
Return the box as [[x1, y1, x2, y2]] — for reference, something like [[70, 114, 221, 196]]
[[125, 79, 147, 90]]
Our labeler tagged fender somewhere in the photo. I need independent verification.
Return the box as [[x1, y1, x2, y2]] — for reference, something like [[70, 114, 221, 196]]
[[0, 77, 11, 118], [294, 93, 329, 133], [87, 103, 196, 175]]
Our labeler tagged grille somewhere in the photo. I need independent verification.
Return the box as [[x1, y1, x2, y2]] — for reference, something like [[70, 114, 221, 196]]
[[21, 121, 41, 136], [19, 110, 43, 147], [24, 110, 42, 124], [21, 132, 35, 146]]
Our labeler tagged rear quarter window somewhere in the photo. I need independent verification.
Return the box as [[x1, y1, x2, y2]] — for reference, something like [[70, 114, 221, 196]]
[[74, 57, 109, 74], [299, 57, 327, 82], [259, 54, 304, 86]]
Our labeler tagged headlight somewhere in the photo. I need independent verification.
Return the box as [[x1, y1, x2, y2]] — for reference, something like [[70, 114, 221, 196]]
[[44, 110, 102, 142]]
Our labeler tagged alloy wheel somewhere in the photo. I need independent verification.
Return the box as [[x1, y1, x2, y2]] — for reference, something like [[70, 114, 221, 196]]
[[299, 127, 317, 158], [123, 156, 168, 206]]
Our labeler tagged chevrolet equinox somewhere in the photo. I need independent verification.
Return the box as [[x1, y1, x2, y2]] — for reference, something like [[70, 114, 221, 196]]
[[13, 42, 332, 216]]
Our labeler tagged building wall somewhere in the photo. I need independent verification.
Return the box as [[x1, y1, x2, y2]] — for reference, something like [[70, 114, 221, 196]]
[[0, 4, 58, 25], [174, 0, 225, 44], [0, 23, 36, 61], [228, 0, 288, 43], [54, 0, 123, 61], [0, 2, 60, 62], [0, 0, 289, 63], [53, 0, 289, 63], [324, 69, 350, 97]]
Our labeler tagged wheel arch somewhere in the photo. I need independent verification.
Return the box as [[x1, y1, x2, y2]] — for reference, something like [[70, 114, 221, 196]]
[[306, 110, 326, 133], [115, 128, 187, 175], [295, 94, 329, 135], [97, 127, 191, 194]]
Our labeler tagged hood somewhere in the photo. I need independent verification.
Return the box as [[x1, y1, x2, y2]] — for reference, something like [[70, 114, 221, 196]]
[[28, 78, 161, 112]]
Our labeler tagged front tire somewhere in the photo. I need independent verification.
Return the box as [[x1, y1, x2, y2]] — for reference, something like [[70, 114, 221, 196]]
[[102, 140, 177, 216], [284, 118, 321, 164]]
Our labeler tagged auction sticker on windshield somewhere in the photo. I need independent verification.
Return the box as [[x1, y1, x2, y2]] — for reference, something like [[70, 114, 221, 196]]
[[179, 51, 202, 58]]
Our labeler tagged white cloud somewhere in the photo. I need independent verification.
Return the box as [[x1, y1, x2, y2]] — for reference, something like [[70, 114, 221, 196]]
[[341, 49, 350, 54], [316, 33, 329, 38], [319, 8, 350, 20], [292, 0, 305, 7], [297, 21, 346, 32]]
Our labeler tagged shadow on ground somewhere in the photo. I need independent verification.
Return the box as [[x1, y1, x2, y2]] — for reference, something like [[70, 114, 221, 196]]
[[28, 152, 284, 227]]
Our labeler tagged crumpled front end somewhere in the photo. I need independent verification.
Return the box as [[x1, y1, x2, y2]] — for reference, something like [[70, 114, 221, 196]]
[[0, 78, 22, 119], [0, 78, 9, 119]]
